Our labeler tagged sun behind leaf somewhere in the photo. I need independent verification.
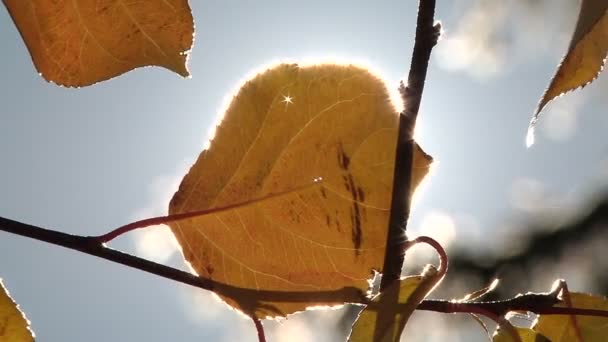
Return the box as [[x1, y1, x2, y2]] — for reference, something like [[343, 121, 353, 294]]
[[167, 62, 433, 318]]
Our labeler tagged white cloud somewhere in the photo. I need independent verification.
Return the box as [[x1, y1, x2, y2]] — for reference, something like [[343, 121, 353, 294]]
[[508, 177, 578, 219], [268, 318, 316, 342], [129, 161, 192, 263], [436, 0, 576, 80], [266, 308, 346, 342], [129, 224, 179, 263], [179, 286, 236, 323], [411, 210, 457, 248], [509, 177, 546, 213], [451, 213, 482, 247], [177, 284, 257, 342], [436, 1, 510, 79], [539, 91, 585, 142]]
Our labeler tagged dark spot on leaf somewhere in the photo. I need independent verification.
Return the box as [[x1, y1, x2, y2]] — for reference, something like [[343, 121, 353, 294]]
[[342, 175, 350, 191], [346, 174, 362, 254], [97, 5, 110, 14], [335, 210, 342, 232], [320, 187, 327, 199], [325, 215, 331, 227], [357, 187, 365, 202], [350, 205, 362, 255], [347, 174, 357, 201], [337, 142, 350, 170], [341, 154, 350, 170]]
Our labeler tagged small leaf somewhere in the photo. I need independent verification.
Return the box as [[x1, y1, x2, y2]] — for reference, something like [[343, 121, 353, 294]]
[[533, 0, 608, 118], [168, 63, 433, 318], [3, 0, 194, 87], [493, 327, 549, 342], [0, 279, 34, 342], [348, 265, 442, 342], [533, 292, 608, 342]]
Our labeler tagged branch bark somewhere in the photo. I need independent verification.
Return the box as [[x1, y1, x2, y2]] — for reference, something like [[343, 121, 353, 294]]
[[372, 1, 440, 339], [1, 216, 608, 326], [0, 216, 367, 306], [0, 216, 216, 291], [380, 0, 440, 290]]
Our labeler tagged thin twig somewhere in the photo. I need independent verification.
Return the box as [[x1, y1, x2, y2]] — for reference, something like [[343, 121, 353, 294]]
[[252, 318, 266, 342], [1, 216, 608, 320], [93, 182, 320, 243], [0, 216, 365, 306], [0, 216, 217, 289], [417, 299, 608, 318], [404, 236, 448, 278]]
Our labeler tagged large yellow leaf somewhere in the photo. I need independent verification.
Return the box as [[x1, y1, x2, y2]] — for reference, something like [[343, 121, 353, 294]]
[[168, 63, 433, 318], [348, 265, 442, 342], [534, 0, 608, 117], [0, 279, 34, 342], [493, 328, 550, 342], [533, 292, 608, 342], [3, 0, 194, 87]]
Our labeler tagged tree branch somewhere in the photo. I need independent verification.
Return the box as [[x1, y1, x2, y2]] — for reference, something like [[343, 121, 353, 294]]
[[373, 1, 440, 339], [0, 216, 367, 306], [0, 216, 216, 291], [381, 0, 440, 290], [2, 216, 608, 325], [417, 297, 608, 319]]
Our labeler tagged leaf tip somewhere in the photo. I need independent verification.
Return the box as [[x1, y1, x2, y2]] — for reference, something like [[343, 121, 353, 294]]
[[171, 54, 192, 78], [526, 124, 536, 148], [534, 98, 548, 119]]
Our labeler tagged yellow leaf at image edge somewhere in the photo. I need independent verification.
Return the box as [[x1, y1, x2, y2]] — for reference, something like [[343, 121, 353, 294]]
[[534, 292, 608, 342], [3, 0, 194, 87], [0, 279, 34, 342], [168, 63, 433, 318], [535, 0, 608, 116]]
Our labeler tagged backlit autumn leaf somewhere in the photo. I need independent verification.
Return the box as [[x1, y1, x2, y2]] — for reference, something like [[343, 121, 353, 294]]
[[0, 279, 34, 342], [3, 0, 194, 87], [348, 265, 441, 342], [533, 292, 608, 342], [530, 0, 608, 144], [168, 63, 433, 318]]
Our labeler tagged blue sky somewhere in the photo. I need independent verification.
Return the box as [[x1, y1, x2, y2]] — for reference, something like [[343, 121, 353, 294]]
[[2, 1, 608, 341]]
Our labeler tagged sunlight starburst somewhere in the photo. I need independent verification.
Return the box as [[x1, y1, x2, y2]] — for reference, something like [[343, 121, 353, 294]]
[[282, 94, 294, 110]]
